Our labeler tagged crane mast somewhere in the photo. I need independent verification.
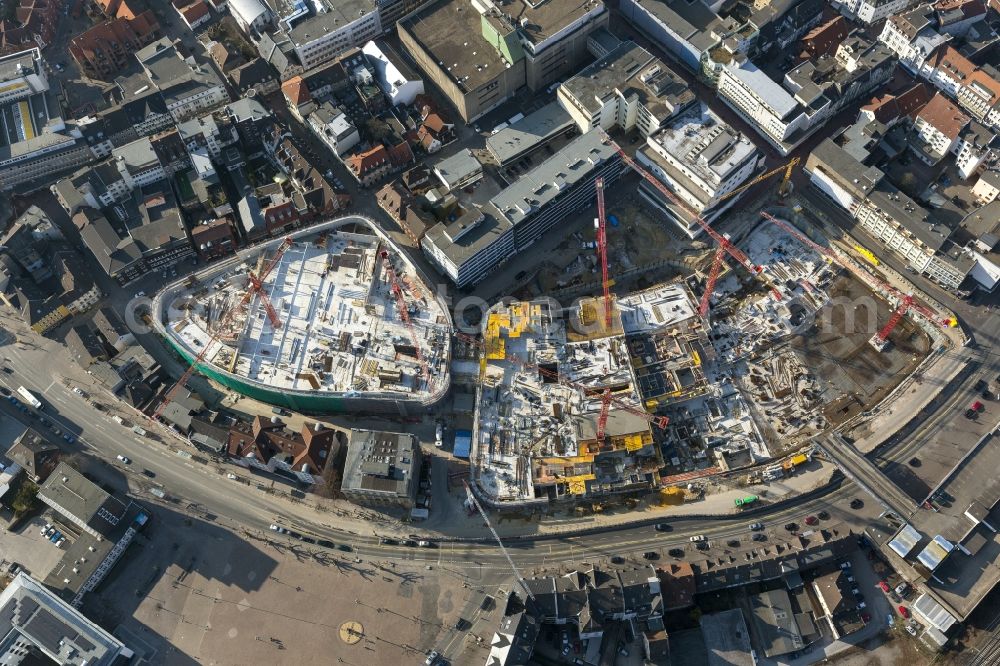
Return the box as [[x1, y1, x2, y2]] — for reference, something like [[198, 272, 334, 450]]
[[463, 481, 535, 601]]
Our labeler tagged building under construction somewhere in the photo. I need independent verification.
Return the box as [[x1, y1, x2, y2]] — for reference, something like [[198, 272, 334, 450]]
[[470, 282, 709, 509], [152, 217, 451, 414]]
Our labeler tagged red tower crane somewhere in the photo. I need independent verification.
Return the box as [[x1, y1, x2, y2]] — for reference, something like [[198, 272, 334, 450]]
[[600, 131, 783, 306], [758, 211, 953, 330], [454, 332, 669, 434], [380, 250, 430, 382], [594, 177, 613, 328], [871, 294, 914, 350], [699, 246, 726, 317], [153, 237, 293, 419], [596, 388, 612, 442]]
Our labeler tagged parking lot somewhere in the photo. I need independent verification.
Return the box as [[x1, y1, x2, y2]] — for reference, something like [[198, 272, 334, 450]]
[[0, 515, 68, 582]]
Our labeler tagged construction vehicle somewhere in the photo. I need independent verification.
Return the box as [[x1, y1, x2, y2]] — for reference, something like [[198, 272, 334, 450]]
[[153, 238, 293, 420]]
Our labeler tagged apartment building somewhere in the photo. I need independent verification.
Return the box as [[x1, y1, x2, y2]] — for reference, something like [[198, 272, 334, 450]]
[[911, 92, 969, 163], [636, 103, 763, 237], [133, 39, 228, 122], [840, 0, 917, 24], [69, 12, 161, 80], [557, 41, 694, 139], [806, 138, 973, 288], [954, 121, 999, 180], [398, 0, 608, 122], [306, 101, 360, 156], [282, 0, 382, 70], [878, 5, 949, 73], [421, 129, 625, 287], [717, 32, 892, 155]]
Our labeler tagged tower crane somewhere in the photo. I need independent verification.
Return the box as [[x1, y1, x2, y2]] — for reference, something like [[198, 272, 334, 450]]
[[594, 177, 613, 328], [758, 211, 955, 336], [870, 294, 914, 351], [595, 388, 612, 442], [454, 332, 669, 432], [153, 237, 293, 420], [380, 250, 430, 382], [463, 480, 535, 602], [600, 131, 784, 307]]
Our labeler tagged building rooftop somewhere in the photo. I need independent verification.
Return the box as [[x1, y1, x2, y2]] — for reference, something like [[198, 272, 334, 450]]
[[0, 47, 40, 82], [281, 0, 377, 47], [561, 41, 693, 121], [644, 103, 758, 201], [485, 102, 574, 165], [725, 61, 800, 120], [916, 92, 970, 140], [401, 0, 603, 93], [0, 573, 129, 666], [342, 429, 419, 499], [701, 609, 753, 666], [38, 463, 128, 539], [433, 148, 482, 190], [628, 0, 730, 52], [749, 589, 806, 657]]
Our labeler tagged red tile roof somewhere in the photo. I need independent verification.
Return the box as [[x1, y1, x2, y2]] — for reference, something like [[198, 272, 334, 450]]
[[861, 82, 933, 123], [347, 145, 390, 176], [800, 16, 849, 59], [281, 76, 311, 106], [917, 92, 970, 139], [926, 45, 976, 83]]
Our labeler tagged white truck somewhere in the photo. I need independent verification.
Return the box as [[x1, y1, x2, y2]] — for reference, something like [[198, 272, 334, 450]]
[[16, 386, 42, 410]]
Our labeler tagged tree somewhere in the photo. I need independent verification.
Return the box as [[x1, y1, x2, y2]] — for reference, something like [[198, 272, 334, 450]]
[[364, 119, 392, 143], [11, 480, 38, 516]]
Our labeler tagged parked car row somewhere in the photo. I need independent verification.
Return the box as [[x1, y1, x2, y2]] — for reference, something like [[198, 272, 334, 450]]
[[5, 395, 76, 443], [40, 523, 66, 548]]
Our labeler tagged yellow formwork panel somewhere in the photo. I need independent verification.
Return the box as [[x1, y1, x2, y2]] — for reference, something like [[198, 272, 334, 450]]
[[567, 473, 595, 495], [691, 350, 701, 366], [19, 101, 33, 140]]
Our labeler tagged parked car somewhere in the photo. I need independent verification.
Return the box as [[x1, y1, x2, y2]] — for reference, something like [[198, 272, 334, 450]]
[[142, 469, 156, 478], [654, 523, 672, 532], [784, 522, 798, 531], [642, 551, 659, 560], [752, 533, 767, 542], [726, 539, 740, 548], [748, 522, 764, 531], [898, 605, 910, 619], [610, 556, 625, 564], [805, 515, 818, 526], [417, 540, 436, 548], [668, 548, 684, 557], [379, 537, 398, 545], [905, 624, 917, 636], [878, 581, 890, 593], [425, 650, 441, 665], [689, 535, 706, 542], [817, 511, 829, 520], [850, 498, 864, 509]]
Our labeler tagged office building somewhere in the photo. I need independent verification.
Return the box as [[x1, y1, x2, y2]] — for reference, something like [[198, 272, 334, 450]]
[[342, 429, 421, 508], [636, 103, 763, 237], [557, 41, 694, 138], [421, 129, 625, 287], [398, 0, 608, 122]]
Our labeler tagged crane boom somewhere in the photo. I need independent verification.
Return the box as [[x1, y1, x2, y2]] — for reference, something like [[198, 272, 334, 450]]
[[463, 480, 535, 601], [596, 389, 611, 442], [601, 131, 783, 302], [595, 177, 612, 328], [699, 247, 725, 317], [381, 250, 430, 381]]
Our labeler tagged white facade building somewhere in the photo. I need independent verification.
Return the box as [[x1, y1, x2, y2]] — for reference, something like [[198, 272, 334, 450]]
[[229, 0, 274, 34], [306, 102, 360, 156], [362, 41, 423, 106], [635, 103, 762, 237], [283, 1, 382, 71], [716, 61, 814, 155]]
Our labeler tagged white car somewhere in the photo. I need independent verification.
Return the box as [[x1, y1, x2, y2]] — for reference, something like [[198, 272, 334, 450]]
[[72, 387, 84, 396], [905, 624, 917, 636], [134, 291, 146, 298], [116, 455, 131, 464], [689, 535, 706, 542]]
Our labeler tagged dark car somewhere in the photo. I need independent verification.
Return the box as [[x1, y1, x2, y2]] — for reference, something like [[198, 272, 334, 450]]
[[642, 551, 659, 560], [379, 537, 398, 545], [965, 408, 977, 419], [454, 618, 469, 631], [668, 548, 684, 557], [317, 540, 335, 548], [909, 457, 921, 467], [142, 469, 156, 478], [850, 498, 864, 509], [0, 386, 8, 395], [726, 539, 740, 548], [695, 541, 709, 550], [752, 533, 767, 542], [337, 544, 353, 552], [805, 515, 818, 526], [654, 523, 672, 532], [402, 540, 418, 547], [610, 556, 625, 564], [784, 522, 799, 531], [817, 510, 829, 520]]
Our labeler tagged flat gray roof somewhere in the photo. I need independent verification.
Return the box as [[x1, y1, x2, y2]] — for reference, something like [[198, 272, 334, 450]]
[[749, 589, 805, 657], [630, 0, 731, 51], [486, 102, 574, 165], [561, 41, 693, 121], [0, 48, 39, 83], [0, 573, 127, 665], [701, 609, 753, 666], [285, 0, 377, 46], [343, 429, 419, 499], [433, 148, 482, 190], [725, 61, 799, 120]]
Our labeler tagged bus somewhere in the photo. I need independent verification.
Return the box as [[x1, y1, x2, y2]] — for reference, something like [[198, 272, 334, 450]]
[[16, 386, 42, 410]]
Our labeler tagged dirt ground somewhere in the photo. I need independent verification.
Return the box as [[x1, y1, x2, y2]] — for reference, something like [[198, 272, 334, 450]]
[[828, 632, 935, 666], [790, 275, 931, 427]]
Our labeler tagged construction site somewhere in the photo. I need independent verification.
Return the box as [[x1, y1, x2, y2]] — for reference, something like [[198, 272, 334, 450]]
[[468, 136, 944, 510], [153, 217, 451, 414], [470, 283, 707, 508]]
